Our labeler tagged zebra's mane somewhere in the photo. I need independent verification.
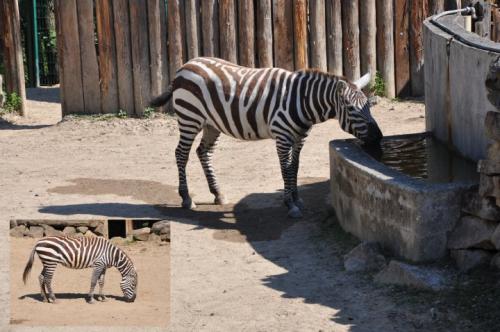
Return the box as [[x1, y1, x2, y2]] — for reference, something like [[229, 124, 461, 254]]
[[298, 68, 357, 89]]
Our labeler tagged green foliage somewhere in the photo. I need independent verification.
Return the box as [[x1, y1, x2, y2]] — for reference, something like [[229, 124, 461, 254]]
[[143, 107, 155, 118], [117, 109, 128, 118], [2, 92, 22, 113], [371, 72, 386, 97]]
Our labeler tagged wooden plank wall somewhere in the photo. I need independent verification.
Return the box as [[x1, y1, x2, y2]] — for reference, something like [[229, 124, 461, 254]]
[[52, 0, 469, 115]]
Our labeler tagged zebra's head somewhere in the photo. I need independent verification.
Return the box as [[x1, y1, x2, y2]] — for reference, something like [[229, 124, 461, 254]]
[[336, 73, 383, 144], [121, 269, 138, 302]]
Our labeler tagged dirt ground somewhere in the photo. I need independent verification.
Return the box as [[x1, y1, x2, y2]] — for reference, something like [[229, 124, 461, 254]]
[[2, 89, 496, 331], [10, 237, 170, 327]]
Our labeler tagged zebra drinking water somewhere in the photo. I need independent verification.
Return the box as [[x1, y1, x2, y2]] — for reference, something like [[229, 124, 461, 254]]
[[23, 236, 138, 303], [150, 57, 382, 218]]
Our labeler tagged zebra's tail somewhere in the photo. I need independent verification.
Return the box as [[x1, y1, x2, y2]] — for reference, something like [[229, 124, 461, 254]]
[[149, 83, 173, 107], [22, 246, 36, 284]]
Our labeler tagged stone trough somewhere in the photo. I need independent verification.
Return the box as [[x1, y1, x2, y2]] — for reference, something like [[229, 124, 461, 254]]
[[329, 133, 478, 263]]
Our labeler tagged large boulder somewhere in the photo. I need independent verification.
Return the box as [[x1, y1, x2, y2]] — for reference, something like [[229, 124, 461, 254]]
[[63, 226, 77, 236], [374, 260, 449, 291], [84, 230, 96, 237], [10, 225, 27, 238], [77, 226, 89, 234], [94, 223, 106, 236], [343, 242, 386, 272], [132, 227, 151, 241], [42, 224, 63, 237], [451, 249, 492, 273], [26, 226, 44, 238], [462, 191, 500, 222], [151, 221, 170, 235], [447, 216, 496, 250]]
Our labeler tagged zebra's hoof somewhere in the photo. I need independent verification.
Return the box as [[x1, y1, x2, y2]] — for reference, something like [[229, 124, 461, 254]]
[[214, 195, 228, 205], [181, 198, 196, 209], [294, 198, 305, 210], [288, 206, 303, 218], [97, 296, 108, 302], [87, 297, 95, 304]]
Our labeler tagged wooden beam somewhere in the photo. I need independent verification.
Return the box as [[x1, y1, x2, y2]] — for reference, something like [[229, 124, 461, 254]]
[[342, 0, 360, 81], [394, 0, 411, 97], [359, 0, 376, 84], [430, 0, 445, 14], [257, 0, 273, 67], [76, 0, 101, 113], [376, 0, 395, 98], [201, 0, 219, 57], [185, 0, 200, 60], [0, 0, 26, 115], [168, 0, 184, 77], [148, 0, 167, 103], [293, 0, 308, 69], [113, 0, 135, 115], [310, 0, 327, 71], [239, 0, 255, 67], [219, 0, 237, 63], [409, 0, 429, 96], [273, 0, 294, 70], [326, 0, 342, 75]]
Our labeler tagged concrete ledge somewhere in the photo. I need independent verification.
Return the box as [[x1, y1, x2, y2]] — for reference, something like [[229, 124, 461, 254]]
[[330, 134, 477, 262]]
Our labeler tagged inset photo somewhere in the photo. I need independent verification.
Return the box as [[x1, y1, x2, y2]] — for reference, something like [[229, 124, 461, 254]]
[[9, 219, 170, 327]]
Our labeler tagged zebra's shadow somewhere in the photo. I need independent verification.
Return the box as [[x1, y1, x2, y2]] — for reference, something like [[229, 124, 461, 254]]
[[19, 293, 125, 303]]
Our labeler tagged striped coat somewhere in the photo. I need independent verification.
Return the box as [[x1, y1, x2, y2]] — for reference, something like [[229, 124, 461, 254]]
[[151, 57, 382, 217], [23, 236, 137, 303]]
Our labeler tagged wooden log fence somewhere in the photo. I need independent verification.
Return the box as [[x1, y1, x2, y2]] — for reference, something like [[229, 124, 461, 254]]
[[3, 0, 485, 116]]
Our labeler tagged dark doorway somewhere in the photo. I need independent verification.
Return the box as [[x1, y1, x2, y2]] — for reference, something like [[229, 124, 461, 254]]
[[108, 219, 126, 238]]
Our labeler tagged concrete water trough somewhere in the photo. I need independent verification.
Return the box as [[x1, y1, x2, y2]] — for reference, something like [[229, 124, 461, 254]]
[[329, 132, 478, 262]]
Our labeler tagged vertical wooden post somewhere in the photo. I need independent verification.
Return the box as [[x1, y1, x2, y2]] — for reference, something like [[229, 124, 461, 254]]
[[219, 0, 237, 63], [113, 0, 135, 115], [0, 0, 27, 115], [96, 0, 119, 113], [293, 0, 308, 69], [394, 0, 411, 97], [342, 0, 360, 81], [273, 0, 294, 70], [409, 0, 428, 96], [359, 0, 376, 83], [185, 0, 200, 60], [201, 0, 219, 57], [257, 0, 273, 67], [310, 0, 327, 71], [239, 0, 255, 67], [76, 0, 101, 113], [430, 0, 445, 14], [376, 0, 395, 98], [493, 9, 500, 43], [168, 0, 184, 78], [326, 0, 342, 75], [129, 0, 151, 116], [148, 0, 168, 107], [54, 0, 84, 114]]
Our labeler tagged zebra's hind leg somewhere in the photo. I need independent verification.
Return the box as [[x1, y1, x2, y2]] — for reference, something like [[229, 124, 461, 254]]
[[43, 263, 57, 303], [276, 138, 302, 218], [38, 268, 48, 302], [291, 140, 305, 210], [96, 269, 107, 302], [176, 120, 202, 209], [87, 265, 104, 304], [196, 125, 227, 205]]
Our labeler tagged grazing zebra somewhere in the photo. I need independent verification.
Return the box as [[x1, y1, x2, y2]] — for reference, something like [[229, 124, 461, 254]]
[[150, 57, 382, 218], [23, 236, 138, 303]]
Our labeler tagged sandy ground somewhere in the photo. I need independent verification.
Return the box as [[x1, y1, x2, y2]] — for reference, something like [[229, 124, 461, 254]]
[[10, 237, 170, 327], [2, 89, 489, 331]]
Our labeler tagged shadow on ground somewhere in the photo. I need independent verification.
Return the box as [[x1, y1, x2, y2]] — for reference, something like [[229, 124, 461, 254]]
[[19, 292, 125, 303], [0, 117, 52, 130]]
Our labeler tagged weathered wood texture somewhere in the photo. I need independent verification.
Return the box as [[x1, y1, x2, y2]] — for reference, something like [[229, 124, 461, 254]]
[[342, 0, 360, 81], [201, 0, 219, 57], [273, 0, 294, 70], [359, 0, 377, 84], [310, 0, 327, 71], [430, 0, 445, 14], [219, 0, 238, 63], [326, 0, 342, 75], [238, 0, 255, 67], [376, 0, 395, 98], [410, 0, 429, 96], [493, 9, 500, 43], [0, 0, 26, 115], [293, 0, 308, 69], [394, 0, 411, 97], [185, 0, 200, 60], [168, 0, 184, 80], [257, 0, 273, 67], [148, 0, 168, 112]]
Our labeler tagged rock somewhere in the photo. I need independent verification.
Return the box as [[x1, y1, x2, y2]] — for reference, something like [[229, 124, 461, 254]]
[[74, 232, 84, 238], [484, 111, 500, 141], [132, 227, 150, 235], [84, 230, 96, 237], [374, 260, 448, 291], [490, 253, 500, 269], [62, 226, 76, 236], [489, 224, 500, 249], [462, 191, 500, 222], [110, 236, 127, 245], [160, 233, 170, 242], [10, 220, 17, 228], [447, 216, 496, 250], [151, 221, 170, 234], [42, 225, 63, 237], [479, 174, 500, 200], [450, 249, 492, 273], [10, 225, 27, 238], [478, 159, 500, 176], [94, 223, 106, 236], [133, 233, 150, 241], [77, 226, 89, 233], [343, 242, 386, 272], [26, 226, 44, 238], [148, 233, 161, 242]]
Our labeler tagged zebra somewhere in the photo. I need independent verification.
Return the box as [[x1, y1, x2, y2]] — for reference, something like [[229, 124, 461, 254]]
[[150, 57, 382, 218], [22, 235, 138, 303]]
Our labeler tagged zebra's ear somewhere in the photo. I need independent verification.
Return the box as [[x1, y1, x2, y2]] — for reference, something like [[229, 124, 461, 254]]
[[354, 72, 371, 90]]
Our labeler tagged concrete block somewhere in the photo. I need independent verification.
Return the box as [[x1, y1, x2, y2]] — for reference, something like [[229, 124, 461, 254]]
[[374, 260, 448, 291]]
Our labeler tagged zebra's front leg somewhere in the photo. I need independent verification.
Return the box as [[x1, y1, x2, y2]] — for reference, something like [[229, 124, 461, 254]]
[[87, 266, 104, 304], [96, 269, 107, 302], [196, 126, 227, 205], [276, 138, 302, 218], [175, 123, 201, 209], [291, 140, 305, 210]]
